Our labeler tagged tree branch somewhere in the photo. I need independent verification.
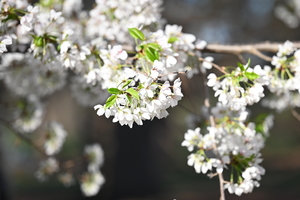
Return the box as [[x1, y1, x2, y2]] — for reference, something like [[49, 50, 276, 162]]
[[291, 109, 300, 122], [198, 57, 228, 74], [0, 118, 48, 157], [198, 41, 300, 62]]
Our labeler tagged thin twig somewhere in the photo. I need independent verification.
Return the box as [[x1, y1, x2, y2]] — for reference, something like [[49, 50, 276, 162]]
[[201, 69, 225, 200], [198, 57, 228, 75], [61, 156, 85, 169], [0, 118, 48, 157], [235, 53, 246, 64], [251, 48, 272, 62], [291, 109, 300, 122]]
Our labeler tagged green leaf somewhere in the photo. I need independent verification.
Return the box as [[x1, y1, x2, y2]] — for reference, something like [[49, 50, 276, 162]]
[[245, 59, 251, 70], [147, 43, 162, 51], [244, 72, 259, 80], [128, 28, 145, 41], [122, 80, 132, 89], [168, 36, 178, 43], [34, 36, 44, 47], [237, 75, 244, 82], [48, 35, 57, 43], [125, 88, 140, 100], [145, 46, 159, 62], [237, 62, 245, 71], [2, 13, 19, 22], [125, 93, 132, 103], [107, 88, 121, 94], [105, 95, 117, 108]]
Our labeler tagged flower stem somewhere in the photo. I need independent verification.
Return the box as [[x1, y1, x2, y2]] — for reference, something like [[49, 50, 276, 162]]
[[201, 68, 225, 200]]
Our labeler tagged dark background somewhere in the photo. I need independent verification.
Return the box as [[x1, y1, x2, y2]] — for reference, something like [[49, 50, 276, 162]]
[[1, 0, 300, 199]]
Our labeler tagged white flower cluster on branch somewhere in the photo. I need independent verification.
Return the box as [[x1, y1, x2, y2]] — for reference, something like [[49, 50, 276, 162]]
[[182, 103, 273, 196], [80, 144, 105, 196], [1, 0, 300, 199]]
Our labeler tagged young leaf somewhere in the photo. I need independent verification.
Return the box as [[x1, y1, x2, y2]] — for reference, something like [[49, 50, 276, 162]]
[[2, 12, 19, 22], [237, 62, 245, 71], [147, 43, 162, 51], [245, 59, 251, 70], [125, 88, 140, 100], [34, 36, 44, 47], [128, 28, 145, 41], [122, 80, 132, 89], [105, 95, 117, 108], [237, 75, 244, 82], [245, 72, 259, 80], [107, 88, 121, 94], [168, 36, 178, 43], [125, 93, 132, 103], [145, 46, 159, 62]]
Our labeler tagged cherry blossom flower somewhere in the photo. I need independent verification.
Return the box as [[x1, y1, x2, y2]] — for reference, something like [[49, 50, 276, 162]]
[[85, 143, 104, 172], [181, 127, 202, 152], [35, 157, 59, 181], [0, 35, 12, 53], [80, 171, 105, 197], [44, 121, 68, 156]]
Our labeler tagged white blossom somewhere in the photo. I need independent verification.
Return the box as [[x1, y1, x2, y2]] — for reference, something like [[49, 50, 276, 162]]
[[13, 95, 44, 133], [44, 121, 68, 156], [35, 157, 59, 181], [80, 171, 105, 197], [181, 127, 202, 152], [85, 144, 105, 172], [0, 35, 12, 53], [58, 172, 75, 187]]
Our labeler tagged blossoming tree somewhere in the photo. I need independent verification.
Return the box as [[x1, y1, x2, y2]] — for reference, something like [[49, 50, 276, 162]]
[[0, 0, 299, 199]]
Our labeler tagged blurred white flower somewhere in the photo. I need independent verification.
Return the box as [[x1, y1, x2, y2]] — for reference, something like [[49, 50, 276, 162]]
[[58, 172, 75, 187], [35, 157, 59, 181], [0, 35, 12, 53], [80, 171, 105, 197], [85, 144, 104, 172], [44, 121, 67, 156]]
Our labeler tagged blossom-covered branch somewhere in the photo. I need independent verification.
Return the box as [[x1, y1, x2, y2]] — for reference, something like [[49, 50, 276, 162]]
[[1, 0, 300, 199]]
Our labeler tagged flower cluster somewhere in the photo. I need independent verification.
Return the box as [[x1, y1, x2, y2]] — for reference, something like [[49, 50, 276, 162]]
[[80, 171, 105, 197], [207, 62, 268, 111], [12, 95, 44, 133], [84, 144, 104, 172], [262, 40, 300, 111], [182, 103, 273, 196], [86, 0, 163, 43], [1, 53, 66, 97], [35, 157, 59, 181], [93, 28, 195, 128], [95, 75, 183, 128], [44, 121, 68, 156], [80, 144, 105, 196]]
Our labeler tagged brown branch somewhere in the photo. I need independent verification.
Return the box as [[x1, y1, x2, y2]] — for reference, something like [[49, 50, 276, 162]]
[[291, 109, 300, 122], [198, 41, 300, 62], [61, 156, 85, 170], [235, 53, 246, 64], [0, 118, 48, 157], [198, 57, 228, 75]]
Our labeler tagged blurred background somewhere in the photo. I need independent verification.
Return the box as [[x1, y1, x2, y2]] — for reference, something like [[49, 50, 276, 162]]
[[1, 0, 300, 199]]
